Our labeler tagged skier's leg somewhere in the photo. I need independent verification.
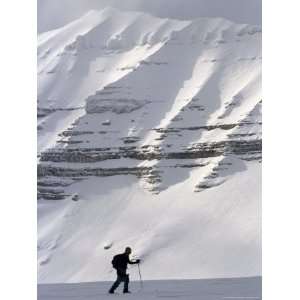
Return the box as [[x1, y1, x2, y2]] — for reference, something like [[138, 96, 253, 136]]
[[123, 274, 130, 293], [109, 274, 122, 293]]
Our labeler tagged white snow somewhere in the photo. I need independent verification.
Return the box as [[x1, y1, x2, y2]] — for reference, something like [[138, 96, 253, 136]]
[[38, 162, 261, 283], [38, 7, 261, 284], [38, 277, 262, 300]]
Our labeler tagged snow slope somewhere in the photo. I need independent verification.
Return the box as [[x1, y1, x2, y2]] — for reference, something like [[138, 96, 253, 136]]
[[37, 7, 261, 283]]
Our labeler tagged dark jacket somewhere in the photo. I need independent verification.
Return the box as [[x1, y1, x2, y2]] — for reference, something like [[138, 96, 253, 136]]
[[112, 253, 138, 271]]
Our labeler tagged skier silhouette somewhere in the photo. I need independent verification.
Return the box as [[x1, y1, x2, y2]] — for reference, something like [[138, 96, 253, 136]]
[[109, 247, 140, 294]]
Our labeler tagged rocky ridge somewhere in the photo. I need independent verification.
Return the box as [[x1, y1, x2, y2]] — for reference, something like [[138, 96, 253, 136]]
[[38, 9, 261, 200]]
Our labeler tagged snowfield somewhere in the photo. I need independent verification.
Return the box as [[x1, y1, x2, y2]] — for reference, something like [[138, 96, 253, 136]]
[[38, 277, 262, 300], [37, 7, 261, 284]]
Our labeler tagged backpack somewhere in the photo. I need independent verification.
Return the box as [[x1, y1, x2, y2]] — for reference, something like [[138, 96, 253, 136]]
[[111, 254, 122, 269]]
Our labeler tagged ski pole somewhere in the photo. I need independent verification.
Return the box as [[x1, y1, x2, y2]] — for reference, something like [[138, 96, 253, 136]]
[[137, 263, 143, 289]]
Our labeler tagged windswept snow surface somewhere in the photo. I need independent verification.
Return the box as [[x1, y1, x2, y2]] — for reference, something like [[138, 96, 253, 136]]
[[38, 277, 262, 300], [38, 7, 262, 284]]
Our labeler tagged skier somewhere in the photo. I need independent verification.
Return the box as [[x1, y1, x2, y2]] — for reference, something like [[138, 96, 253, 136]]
[[109, 247, 140, 294]]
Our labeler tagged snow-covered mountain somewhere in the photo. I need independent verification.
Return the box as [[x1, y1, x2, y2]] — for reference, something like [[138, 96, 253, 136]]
[[37, 7, 261, 283]]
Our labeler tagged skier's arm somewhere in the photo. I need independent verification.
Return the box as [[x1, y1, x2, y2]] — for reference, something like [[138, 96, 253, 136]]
[[128, 258, 141, 264]]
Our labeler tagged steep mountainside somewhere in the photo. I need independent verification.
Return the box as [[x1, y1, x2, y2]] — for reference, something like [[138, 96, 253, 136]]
[[37, 7, 261, 283]]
